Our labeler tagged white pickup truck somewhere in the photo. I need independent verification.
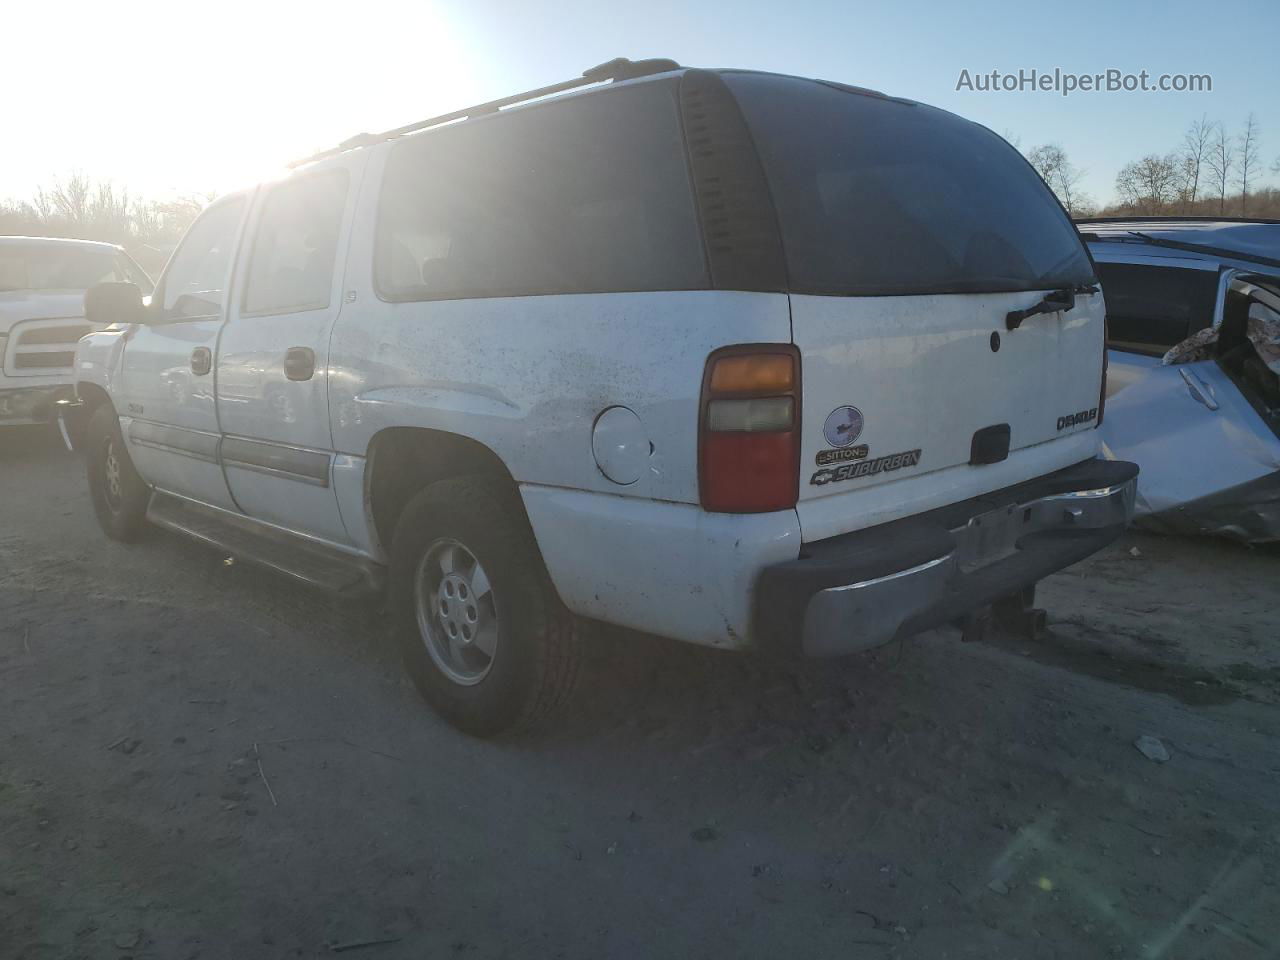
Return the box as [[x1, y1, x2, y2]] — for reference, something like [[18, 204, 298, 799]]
[[63, 58, 1137, 735], [0, 236, 150, 427]]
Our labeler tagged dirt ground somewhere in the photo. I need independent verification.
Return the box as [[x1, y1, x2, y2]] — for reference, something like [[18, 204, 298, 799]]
[[2, 426, 1278, 960]]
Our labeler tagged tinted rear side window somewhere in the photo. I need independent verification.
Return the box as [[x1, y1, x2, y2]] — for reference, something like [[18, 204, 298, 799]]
[[723, 73, 1095, 296], [375, 79, 707, 301]]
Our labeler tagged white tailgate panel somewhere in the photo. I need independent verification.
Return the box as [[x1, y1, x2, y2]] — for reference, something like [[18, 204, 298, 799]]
[[790, 290, 1105, 541]]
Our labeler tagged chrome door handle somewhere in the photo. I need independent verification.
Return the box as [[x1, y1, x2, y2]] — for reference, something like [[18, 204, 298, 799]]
[[1179, 368, 1219, 410], [284, 346, 315, 382], [190, 347, 212, 376]]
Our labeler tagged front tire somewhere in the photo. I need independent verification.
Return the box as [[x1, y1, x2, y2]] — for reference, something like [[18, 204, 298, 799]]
[[389, 475, 581, 737], [86, 405, 150, 541]]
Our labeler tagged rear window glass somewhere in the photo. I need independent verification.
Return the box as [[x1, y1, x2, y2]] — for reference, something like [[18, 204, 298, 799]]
[[723, 73, 1096, 297], [375, 78, 707, 301]]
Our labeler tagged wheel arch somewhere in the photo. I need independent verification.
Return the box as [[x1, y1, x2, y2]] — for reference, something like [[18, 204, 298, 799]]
[[76, 380, 113, 417], [364, 426, 528, 558], [64, 381, 114, 452]]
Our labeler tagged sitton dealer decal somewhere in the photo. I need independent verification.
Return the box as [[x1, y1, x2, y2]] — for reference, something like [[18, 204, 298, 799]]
[[815, 445, 869, 466]]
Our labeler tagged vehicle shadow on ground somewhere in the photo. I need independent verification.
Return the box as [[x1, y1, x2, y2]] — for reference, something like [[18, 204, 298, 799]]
[[0, 423, 69, 463], [975, 622, 1243, 707], [2, 424, 1260, 737], [6, 431, 1280, 959]]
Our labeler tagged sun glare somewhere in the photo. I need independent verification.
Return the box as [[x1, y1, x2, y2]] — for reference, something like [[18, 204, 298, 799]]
[[4, 0, 483, 201]]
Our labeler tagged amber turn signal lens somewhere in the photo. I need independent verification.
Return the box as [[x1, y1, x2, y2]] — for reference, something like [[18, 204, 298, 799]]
[[709, 353, 794, 393]]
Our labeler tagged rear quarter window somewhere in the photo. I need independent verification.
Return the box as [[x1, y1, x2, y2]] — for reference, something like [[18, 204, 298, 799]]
[[1095, 261, 1220, 354], [722, 73, 1095, 297], [375, 78, 707, 301]]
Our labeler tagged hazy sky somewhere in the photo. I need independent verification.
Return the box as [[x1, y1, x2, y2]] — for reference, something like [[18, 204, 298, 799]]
[[5, 0, 1278, 207]]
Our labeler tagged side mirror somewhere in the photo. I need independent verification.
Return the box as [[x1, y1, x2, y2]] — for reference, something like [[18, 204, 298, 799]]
[[85, 281, 147, 326]]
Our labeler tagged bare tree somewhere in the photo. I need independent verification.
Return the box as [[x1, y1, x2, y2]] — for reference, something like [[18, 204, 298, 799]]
[[90, 181, 132, 242], [29, 189, 55, 223], [39, 173, 93, 226], [1178, 115, 1212, 210], [2, 175, 212, 273], [1207, 122, 1236, 215], [1235, 114, 1261, 216], [1115, 154, 1179, 213], [1057, 168, 1095, 217], [1025, 143, 1095, 216], [1026, 144, 1063, 184]]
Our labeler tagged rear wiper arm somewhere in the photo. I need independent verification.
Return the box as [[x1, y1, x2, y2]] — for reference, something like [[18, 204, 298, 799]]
[[1005, 284, 1098, 331]]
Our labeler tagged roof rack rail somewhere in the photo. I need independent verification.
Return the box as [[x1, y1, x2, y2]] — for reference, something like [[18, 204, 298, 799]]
[[1075, 215, 1280, 226], [289, 56, 681, 169]]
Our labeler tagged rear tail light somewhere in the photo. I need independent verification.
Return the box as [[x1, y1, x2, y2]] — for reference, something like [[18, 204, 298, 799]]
[[1097, 316, 1109, 427], [699, 345, 800, 513]]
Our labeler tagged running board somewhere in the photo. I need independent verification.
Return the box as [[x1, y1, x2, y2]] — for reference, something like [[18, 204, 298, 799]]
[[147, 492, 383, 596]]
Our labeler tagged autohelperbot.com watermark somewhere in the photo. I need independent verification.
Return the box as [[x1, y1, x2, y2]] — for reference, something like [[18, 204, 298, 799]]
[[955, 68, 1212, 97]]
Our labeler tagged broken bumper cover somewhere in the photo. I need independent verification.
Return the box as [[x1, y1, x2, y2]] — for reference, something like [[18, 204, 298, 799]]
[[0, 384, 73, 426], [756, 458, 1139, 657], [54, 397, 87, 452], [1136, 469, 1280, 545]]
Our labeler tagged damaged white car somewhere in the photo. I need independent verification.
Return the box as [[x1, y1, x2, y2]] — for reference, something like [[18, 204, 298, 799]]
[[1081, 218, 1280, 543]]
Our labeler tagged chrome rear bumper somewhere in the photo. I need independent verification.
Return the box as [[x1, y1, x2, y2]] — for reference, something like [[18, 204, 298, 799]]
[[756, 458, 1139, 657]]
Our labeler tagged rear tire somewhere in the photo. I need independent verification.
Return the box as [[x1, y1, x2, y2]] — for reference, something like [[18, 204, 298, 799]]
[[388, 475, 581, 736], [86, 404, 150, 542]]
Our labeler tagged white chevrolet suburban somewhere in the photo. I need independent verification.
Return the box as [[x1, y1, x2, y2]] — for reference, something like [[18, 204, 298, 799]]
[[0, 236, 150, 427], [63, 58, 1137, 735]]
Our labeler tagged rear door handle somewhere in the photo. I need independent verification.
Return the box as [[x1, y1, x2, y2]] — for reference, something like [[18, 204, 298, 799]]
[[190, 347, 211, 376], [284, 346, 315, 382], [1179, 367, 1219, 410]]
